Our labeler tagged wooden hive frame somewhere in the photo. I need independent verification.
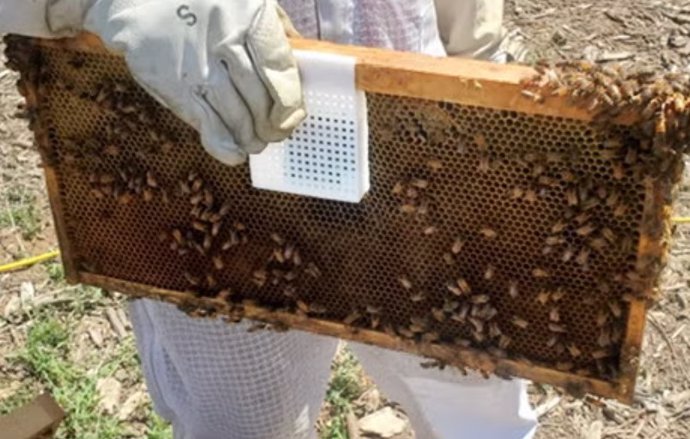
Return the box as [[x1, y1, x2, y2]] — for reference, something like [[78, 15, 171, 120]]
[[9, 33, 674, 404]]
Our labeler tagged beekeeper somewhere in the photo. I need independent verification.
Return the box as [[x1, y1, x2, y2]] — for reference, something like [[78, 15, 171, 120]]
[[1, 1, 537, 438]]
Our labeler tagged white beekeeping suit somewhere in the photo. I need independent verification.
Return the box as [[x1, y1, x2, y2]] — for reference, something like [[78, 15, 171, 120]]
[[0, 1, 537, 438]]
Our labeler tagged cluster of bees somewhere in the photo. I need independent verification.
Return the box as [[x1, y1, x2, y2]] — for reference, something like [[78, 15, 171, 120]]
[[251, 232, 325, 316], [522, 61, 689, 183], [157, 172, 248, 294], [87, 168, 166, 204]]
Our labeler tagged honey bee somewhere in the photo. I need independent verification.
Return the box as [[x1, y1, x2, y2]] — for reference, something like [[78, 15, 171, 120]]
[[546, 335, 558, 348], [545, 235, 565, 246], [422, 332, 440, 344], [532, 163, 545, 178], [203, 189, 214, 207], [210, 221, 222, 237], [512, 316, 529, 329], [509, 187, 525, 200], [171, 229, 184, 245], [613, 202, 628, 217], [575, 247, 590, 266], [431, 307, 446, 322], [189, 192, 204, 205], [567, 344, 582, 358], [305, 263, 321, 278], [551, 289, 565, 302], [508, 280, 519, 298], [591, 349, 610, 360], [90, 188, 105, 199], [457, 278, 472, 295], [551, 221, 567, 234], [423, 226, 438, 235], [247, 322, 268, 334], [409, 316, 428, 333], [451, 238, 465, 255], [548, 323, 567, 333], [399, 276, 413, 290], [581, 198, 600, 211], [102, 144, 120, 157], [488, 322, 502, 339], [480, 226, 498, 240], [561, 170, 577, 183], [536, 291, 550, 305], [296, 300, 310, 314], [191, 178, 204, 193], [343, 310, 362, 326], [410, 291, 426, 303], [524, 189, 538, 203], [608, 301, 623, 319], [212, 255, 224, 270], [565, 187, 578, 206], [597, 328, 611, 347], [474, 133, 488, 151], [392, 181, 405, 195], [450, 337, 472, 351], [611, 162, 625, 180], [400, 204, 417, 214], [406, 187, 419, 199], [576, 223, 596, 237], [478, 154, 491, 172], [601, 227, 617, 243], [282, 285, 297, 298], [498, 334, 512, 350], [178, 180, 191, 195], [217, 289, 233, 301], [469, 317, 484, 333], [309, 303, 327, 315], [443, 253, 455, 265], [555, 362, 574, 372], [549, 307, 560, 322], [426, 158, 443, 171], [191, 221, 207, 233], [183, 271, 200, 286], [446, 282, 463, 297], [411, 179, 429, 189], [521, 90, 545, 103], [484, 265, 495, 281], [532, 268, 550, 278], [202, 234, 213, 252], [471, 294, 491, 305]]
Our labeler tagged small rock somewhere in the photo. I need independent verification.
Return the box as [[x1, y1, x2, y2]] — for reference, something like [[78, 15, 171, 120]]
[[357, 388, 382, 414], [96, 377, 122, 415], [19, 282, 35, 305], [87, 326, 104, 348], [584, 420, 603, 439], [358, 407, 407, 439], [551, 31, 567, 47], [117, 391, 148, 420], [2, 294, 20, 317], [669, 35, 689, 49]]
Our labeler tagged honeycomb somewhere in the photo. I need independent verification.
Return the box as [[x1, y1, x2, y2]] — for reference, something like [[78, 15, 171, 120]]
[[6, 36, 678, 401]]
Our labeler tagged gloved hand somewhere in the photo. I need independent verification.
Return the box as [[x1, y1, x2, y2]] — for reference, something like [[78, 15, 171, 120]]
[[0, 0, 306, 165]]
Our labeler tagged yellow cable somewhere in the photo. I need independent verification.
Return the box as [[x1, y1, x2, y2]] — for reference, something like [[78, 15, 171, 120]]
[[0, 249, 60, 273], [672, 217, 690, 224]]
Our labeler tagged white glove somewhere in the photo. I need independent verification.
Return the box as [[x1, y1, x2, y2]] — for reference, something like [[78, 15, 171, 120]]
[[1, 0, 306, 165]]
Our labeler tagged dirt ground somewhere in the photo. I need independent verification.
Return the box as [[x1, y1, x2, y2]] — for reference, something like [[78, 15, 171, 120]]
[[2, 0, 690, 438]]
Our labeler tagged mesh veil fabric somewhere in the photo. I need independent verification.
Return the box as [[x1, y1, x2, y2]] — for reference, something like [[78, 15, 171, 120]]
[[131, 299, 537, 439]]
